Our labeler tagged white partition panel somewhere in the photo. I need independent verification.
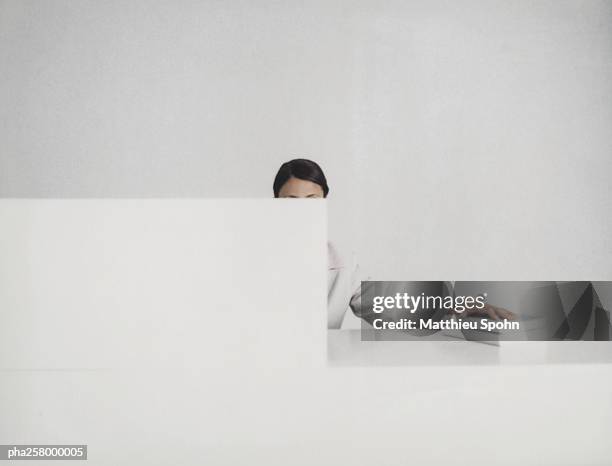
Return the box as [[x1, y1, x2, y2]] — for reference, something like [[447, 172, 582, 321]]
[[0, 199, 327, 369]]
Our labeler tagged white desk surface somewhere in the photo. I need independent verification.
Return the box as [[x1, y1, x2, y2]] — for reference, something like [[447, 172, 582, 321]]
[[328, 329, 612, 366], [2, 335, 611, 466]]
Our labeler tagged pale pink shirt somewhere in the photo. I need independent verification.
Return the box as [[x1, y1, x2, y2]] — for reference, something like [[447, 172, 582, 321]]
[[327, 242, 363, 329]]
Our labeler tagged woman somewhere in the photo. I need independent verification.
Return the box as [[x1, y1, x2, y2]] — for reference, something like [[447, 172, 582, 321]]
[[273, 158, 361, 329], [273, 158, 515, 329]]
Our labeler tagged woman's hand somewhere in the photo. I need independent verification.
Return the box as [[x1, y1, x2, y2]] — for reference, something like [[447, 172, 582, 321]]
[[461, 303, 517, 320]]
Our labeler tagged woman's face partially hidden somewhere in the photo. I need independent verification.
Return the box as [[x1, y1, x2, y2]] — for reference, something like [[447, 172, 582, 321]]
[[278, 177, 325, 198]]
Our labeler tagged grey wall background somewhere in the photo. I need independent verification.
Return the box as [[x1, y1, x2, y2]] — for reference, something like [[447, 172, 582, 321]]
[[1, 0, 611, 280]]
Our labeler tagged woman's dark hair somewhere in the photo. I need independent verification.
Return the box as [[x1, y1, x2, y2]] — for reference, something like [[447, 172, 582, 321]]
[[273, 158, 329, 197]]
